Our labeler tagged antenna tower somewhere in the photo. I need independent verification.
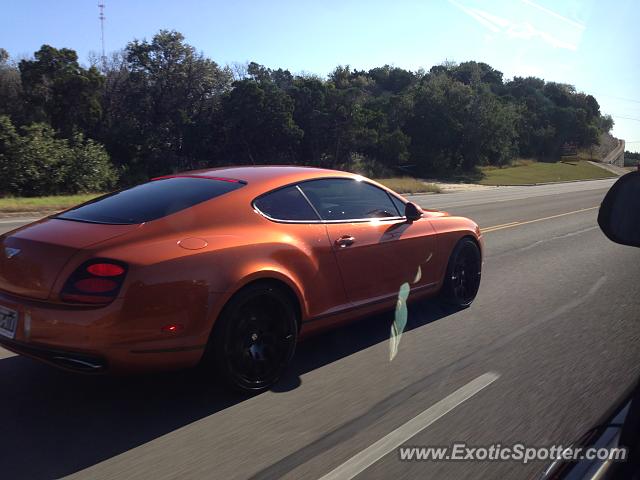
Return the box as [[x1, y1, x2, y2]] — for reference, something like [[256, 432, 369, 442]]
[[98, 2, 106, 69]]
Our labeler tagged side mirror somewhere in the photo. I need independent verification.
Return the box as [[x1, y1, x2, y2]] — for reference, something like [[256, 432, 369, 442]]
[[598, 171, 640, 247], [404, 202, 423, 222]]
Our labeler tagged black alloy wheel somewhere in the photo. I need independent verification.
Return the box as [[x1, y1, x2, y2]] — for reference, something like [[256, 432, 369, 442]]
[[208, 283, 298, 393], [442, 238, 482, 308]]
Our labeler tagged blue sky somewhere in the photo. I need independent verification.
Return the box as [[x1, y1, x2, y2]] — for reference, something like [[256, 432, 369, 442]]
[[2, 0, 639, 151]]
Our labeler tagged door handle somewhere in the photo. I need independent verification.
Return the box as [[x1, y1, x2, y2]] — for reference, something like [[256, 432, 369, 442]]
[[335, 235, 355, 247]]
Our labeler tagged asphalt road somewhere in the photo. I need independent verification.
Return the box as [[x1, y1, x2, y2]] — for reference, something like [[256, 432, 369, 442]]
[[2, 177, 640, 480]]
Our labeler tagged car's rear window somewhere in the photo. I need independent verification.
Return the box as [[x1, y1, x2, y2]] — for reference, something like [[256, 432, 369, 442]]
[[57, 177, 245, 224]]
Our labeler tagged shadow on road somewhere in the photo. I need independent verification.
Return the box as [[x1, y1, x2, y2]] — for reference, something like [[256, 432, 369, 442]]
[[0, 298, 458, 480]]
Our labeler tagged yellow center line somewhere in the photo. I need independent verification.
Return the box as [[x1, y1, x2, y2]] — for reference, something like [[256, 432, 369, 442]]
[[481, 206, 599, 233], [482, 221, 519, 230]]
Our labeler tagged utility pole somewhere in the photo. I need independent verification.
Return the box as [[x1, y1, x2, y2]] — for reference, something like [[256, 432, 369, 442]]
[[98, 2, 106, 70]]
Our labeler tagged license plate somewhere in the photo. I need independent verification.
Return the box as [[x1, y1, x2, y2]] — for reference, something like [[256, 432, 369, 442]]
[[0, 305, 18, 339]]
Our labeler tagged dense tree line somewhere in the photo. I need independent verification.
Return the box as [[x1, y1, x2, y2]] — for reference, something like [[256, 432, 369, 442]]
[[0, 30, 613, 195], [625, 150, 640, 166]]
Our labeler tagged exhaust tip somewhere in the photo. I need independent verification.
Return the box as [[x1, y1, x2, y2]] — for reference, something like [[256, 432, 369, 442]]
[[51, 355, 106, 371]]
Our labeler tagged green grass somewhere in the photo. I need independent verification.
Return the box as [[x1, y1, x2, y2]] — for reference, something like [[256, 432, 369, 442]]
[[375, 177, 441, 194], [0, 193, 100, 213], [478, 160, 616, 186]]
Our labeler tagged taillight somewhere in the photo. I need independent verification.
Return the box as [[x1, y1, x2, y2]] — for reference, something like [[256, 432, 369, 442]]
[[61, 259, 128, 304], [86, 263, 125, 277], [74, 278, 119, 293]]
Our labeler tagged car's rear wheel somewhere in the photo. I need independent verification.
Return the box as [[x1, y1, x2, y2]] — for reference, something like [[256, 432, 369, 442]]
[[441, 238, 481, 308], [207, 283, 298, 393]]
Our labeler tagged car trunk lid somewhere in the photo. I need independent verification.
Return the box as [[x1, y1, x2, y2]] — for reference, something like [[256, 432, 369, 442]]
[[0, 218, 138, 300]]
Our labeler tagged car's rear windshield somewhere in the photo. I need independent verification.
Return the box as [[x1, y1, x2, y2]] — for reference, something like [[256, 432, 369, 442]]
[[57, 177, 245, 225]]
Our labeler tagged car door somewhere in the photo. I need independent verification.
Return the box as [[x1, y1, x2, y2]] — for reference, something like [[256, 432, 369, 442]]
[[252, 184, 349, 319], [298, 178, 437, 306]]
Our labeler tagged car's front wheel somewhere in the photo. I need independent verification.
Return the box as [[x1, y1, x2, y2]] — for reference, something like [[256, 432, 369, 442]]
[[441, 238, 482, 308], [206, 283, 298, 393]]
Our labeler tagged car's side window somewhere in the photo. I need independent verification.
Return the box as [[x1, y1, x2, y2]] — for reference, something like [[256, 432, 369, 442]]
[[390, 195, 406, 217], [299, 178, 401, 221], [253, 185, 320, 221]]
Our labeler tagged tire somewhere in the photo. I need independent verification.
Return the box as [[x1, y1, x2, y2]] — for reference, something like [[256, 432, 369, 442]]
[[205, 283, 298, 393], [441, 238, 482, 308]]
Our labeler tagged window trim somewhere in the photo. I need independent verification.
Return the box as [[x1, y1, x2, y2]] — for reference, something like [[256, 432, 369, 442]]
[[295, 185, 324, 219], [252, 184, 322, 223], [389, 192, 408, 216], [252, 177, 408, 224]]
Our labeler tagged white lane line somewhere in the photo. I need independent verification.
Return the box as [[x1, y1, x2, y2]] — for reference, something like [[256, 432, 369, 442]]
[[318, 372, 500, 480], [0, 347, 17, 359]]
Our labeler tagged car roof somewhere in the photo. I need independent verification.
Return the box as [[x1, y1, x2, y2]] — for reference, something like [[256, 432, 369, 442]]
[[180, 165, 361, 191]]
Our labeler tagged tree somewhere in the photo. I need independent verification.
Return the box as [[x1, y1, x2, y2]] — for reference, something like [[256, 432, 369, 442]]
[[450, 61, 504, 90], [19, 45, 104, 137], [222, 80, 303, 163], [501, 77, 606, 158], [405, 74, 518, 174], [289, 76, 333, 165], [1, 32, 619, 194], [0, 49, 22, 120], [324, 66, 378, 168], [367, 65, 415, 94], [104, 30, 233, 178], [599, 114, 614, 133], [0, 115, 20, 194]]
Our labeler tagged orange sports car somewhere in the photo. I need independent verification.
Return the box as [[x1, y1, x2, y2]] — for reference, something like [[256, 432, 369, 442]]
[[0, 166, 483, 391]]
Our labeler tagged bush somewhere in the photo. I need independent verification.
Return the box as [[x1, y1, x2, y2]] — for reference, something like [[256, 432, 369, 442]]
[[4, 122, 70, 196], [342, 153, 392, 178], [0, 115, 117, 196], [63, 133, 118, 193]]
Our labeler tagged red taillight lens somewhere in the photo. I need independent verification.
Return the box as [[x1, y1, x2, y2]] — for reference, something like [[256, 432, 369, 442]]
[[61, 259, 127, 305], [86, 263, 125, 277], [74, 278, 118, 293]]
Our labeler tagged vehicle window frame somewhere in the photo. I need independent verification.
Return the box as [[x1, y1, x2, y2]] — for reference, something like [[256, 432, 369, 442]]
[[252, 177, 406, 224], [252, 184, 322, 223], [389, 193, 407, 219]]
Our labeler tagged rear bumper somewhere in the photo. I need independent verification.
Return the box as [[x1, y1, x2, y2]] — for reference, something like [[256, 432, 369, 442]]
[[0, 337, 107, 372], [0, 290, 216, 374]]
